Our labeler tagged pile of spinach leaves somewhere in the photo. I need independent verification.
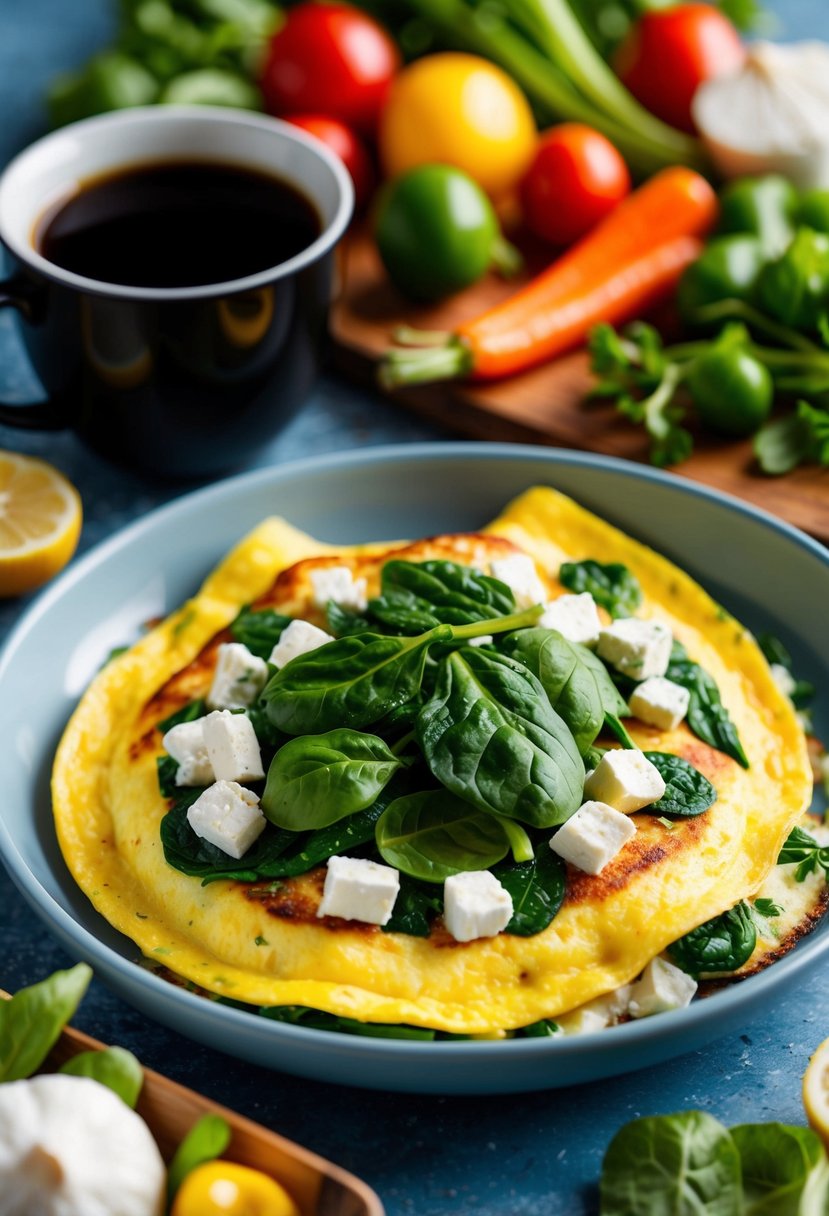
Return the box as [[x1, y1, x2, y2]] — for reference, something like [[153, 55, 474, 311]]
[[159, 556, 742, 940]]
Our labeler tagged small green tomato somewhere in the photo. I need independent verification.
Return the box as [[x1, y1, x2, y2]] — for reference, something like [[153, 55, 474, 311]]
[[687, 348, 774, 438]]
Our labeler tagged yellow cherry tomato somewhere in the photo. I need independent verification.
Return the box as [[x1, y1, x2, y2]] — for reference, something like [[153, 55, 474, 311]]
[[378, 52, 537, 198], [171, 1161, 301, 1216]]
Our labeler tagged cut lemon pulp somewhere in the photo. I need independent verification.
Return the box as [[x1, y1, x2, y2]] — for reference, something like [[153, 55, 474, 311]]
[[804, 1037, 829, 1146], [0, 451, 82, 597]]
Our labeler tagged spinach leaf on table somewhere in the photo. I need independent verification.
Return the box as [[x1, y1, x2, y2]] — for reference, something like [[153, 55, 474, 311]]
[[0, 963, 92, 1083], [667, 902, 757, 976], [261, 728, 406, 830], [731, 1122, 826, 1215], [665, 641, 749, 769], [59, 1046, 143, 1108], [600, 1110, 743, 1216], [559, 558, 642, 619], [167, 1114, 231, 1203], [417, 647, 584, 829], [376, 788, 512, 881], [644, 751, 718, 818]]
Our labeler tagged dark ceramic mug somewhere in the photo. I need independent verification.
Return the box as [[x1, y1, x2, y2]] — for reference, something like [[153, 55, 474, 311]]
[[0, 107, 353, 478]]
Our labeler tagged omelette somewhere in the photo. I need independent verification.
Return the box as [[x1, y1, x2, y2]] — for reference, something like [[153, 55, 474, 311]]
[[52, 487, 819, 1036]]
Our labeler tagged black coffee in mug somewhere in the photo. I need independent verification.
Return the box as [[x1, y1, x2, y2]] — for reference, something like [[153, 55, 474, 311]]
[[0, 108, 354, 479], [36, 161, 322, 289]]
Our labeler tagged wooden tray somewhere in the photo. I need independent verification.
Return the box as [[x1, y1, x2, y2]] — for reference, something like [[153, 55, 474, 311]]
[[332, 228, 829, 545], [36, 1019, 384, 1216]]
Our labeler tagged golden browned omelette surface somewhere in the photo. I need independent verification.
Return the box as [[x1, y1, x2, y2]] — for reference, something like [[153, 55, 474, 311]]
[[52, 489, 813, 1033]]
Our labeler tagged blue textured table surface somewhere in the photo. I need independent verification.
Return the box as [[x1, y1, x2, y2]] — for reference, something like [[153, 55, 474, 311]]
[[1, 4, 827, 1212]]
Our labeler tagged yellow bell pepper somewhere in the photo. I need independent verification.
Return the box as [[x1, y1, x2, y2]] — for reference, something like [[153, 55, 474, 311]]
[[171, 1160, 301, 1216]]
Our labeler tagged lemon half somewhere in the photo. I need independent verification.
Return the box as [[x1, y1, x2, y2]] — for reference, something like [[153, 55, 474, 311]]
[[0, 451, 82, 597]]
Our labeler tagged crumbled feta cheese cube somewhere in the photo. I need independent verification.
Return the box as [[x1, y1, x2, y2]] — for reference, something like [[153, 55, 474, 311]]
[[202, 710, 264, 783], [549, 800, 637, 875], [538, 593, 602, 647], [489, 554, 546, 610], [317, 855, 400, 925], [597, 618, 672, 680], [770, 662, 797, 700], [207, 642, 268, 711], [162, 719, 214, 787], [629, 676, 691, 731], [186, 780, 265, 859], [309, 565, 368, 613], [269, 619, 334, 669], [583, 749, 666, 813], [558, 985, 632, 1035], [443, 871, 514, 942], [628, 957, 697, 1018]]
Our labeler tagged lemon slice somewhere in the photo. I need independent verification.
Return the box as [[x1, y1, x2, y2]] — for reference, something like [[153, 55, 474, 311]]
[[0, 451, 82, 598], [803, 1037, 829, 1145]]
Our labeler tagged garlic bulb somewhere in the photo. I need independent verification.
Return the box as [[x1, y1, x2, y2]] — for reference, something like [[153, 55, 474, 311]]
[[692, 41, 829, 189], [0, 1074, 166, 1216]]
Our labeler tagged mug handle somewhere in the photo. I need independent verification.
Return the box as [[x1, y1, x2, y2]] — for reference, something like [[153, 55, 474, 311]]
[[0, 277, 66, 429]]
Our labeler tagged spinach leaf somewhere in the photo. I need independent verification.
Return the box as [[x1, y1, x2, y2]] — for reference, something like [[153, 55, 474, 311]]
[[665, 641, 749, 769], [261, 728, 406, 830], [731, 1122, 826, 1215], [161, 800, 298, 884], [376, 789, 512, 881], [60, 1046, 143, 1108], [778, 825, 829, 882], [230, 606, 292, 660], [370, 559, 516, 633], [758, 632, 816, 708], [0, 963, 92, 1083], [167, 1114, 231, 1202], [519, 1019, 562, 1037], [599, 1110, 742, 1216], [501, 627, 628, 755], [559, 559, 642, 619], [326, 601, 374, 638], [260, 1005, 438, 1040], [157, 753, 182, 798], [494, 845, 566, 936], [382, 873, 444, 936], [157, 698, 207, 734], [263, 626, 451, 735], [417, 648, 584, 829], [668, 902, 757, 976], [644, 751, 718, 818]]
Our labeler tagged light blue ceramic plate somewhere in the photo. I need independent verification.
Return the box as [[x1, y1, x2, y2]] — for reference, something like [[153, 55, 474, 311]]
[[2, 443, 828, 1094]]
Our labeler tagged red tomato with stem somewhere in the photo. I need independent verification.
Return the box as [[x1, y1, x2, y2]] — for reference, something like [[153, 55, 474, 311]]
[[284, 114, 375, 210], [261, 3, 400, 137], [614, 3, 745, 134], [519, 124, 631, 247]]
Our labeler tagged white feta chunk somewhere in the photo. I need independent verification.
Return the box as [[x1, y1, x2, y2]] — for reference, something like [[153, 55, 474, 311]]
[[443, 870, 514, 942], [206, 642, 268, 711], [597, 618, 672, 681], [628, 957, 697, 1018], [538, 593, 602, 647], [162, 719, 214, 787], [770, 662, 797, 700], [549, 800, 636, 875], [269, 618, 334, 669], [202, 709, 264, 783], [186, 780, 265, 859], [317, 855, 400, 925], [629, 676, 691, 731], [583, 749, 666, 814], [309, 565, 368, 613], [489, 554, 546, 610], [558, 985, 632, 1035]]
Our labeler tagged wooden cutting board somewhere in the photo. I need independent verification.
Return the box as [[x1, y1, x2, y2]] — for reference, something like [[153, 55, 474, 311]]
[[331, 228, 829, 544]]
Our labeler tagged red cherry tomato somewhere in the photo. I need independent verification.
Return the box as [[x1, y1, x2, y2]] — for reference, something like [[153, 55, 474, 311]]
[[285, 114, 374, 210], [261, 3, 400, 137], [519, 124, 631, 247], [614, 3, 745, 134]]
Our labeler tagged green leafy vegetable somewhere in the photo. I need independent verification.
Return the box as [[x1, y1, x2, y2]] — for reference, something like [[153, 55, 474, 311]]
[[369, 558, 516, 632], [519, 1018, 562, 1037], [753, 897, 783, 920], [417, 648, 584, 829], [644, 751, 718, 818], [558, 558, 642, 618], [0, 963, 92, 1083], [494, 846, 566, 937], [758, 632, 816, 707], [667, 902, 757, 977], [59, 1046, 143, 1108], [382, 873, 444, 936], [778, 825, 829, 883], [261, 728, 406, 830], [666, 641, 749, 769], [730, 1122, 827, 1214], [157, 698, 207, 734], [754, 402, 829, 475], [501, 627, 629, 755], [376, 789, 512, 881], [260, 1005, 439, 1040], [599, 1110, 742, 1216], [230, 606, 292, 660], [167, 1113, 232, 1202]]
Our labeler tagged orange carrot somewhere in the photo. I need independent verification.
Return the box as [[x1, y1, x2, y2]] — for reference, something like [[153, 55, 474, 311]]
[[380, 166, 718, 387]]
